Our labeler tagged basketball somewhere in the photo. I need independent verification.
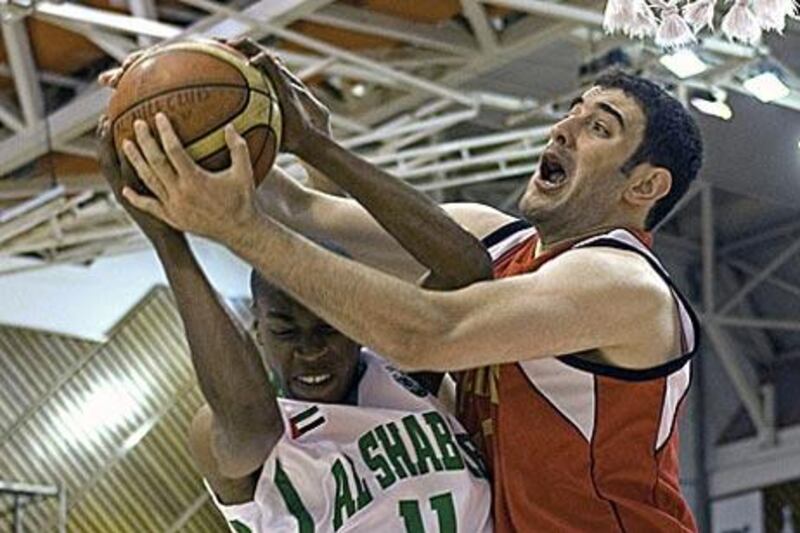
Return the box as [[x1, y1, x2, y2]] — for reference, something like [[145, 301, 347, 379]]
[[107, 40, 281, 185]]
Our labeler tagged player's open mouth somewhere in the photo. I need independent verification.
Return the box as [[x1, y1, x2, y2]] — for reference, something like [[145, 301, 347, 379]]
[[295, 374, 332, 386], [536, 151, 570, 191]]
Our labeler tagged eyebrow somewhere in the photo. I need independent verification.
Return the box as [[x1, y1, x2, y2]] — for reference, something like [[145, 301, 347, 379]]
[[568, 97, 626, 131]]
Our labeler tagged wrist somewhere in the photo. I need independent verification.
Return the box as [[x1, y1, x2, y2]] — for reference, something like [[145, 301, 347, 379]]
[[150, 230, 188, 253], [292, 126, 328, 158], [223, 198, 267, 251]]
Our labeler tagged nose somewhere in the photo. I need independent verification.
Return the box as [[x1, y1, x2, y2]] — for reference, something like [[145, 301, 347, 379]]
[[550, 115, 576, 149], [293, 336, 328, 361]]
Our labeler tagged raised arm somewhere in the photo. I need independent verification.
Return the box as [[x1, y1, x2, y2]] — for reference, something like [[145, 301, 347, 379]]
[[98, 120, 281, 482], [251, 52, 494, 290]]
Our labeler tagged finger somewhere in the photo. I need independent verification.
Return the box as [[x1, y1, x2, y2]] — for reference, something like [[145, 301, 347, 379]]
[[250, 52, 292, 100], [278, 62, 308, 90], [295, 84, 325, 109], [134, 119, 176, 183], [123, 139, 169, 200], [155, 113, 196, 176], [228, 37, 262, 58], [122, 50, 145, 69], [96, 114, 110, 139], [120, 156, 152, 196], [122, 186, 170, 222], [98, 68, 121, 87], [224, 124, 252, 180]]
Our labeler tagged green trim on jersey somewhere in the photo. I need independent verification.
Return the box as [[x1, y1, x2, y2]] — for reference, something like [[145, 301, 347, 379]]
[[274, 459, 315, 532], [229, 520, 253, 533]]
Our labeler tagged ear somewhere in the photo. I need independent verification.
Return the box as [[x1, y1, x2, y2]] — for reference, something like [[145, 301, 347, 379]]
[[623, 165, 672, 208]]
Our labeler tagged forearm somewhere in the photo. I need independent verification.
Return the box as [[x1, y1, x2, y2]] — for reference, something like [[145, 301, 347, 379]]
[[300, 133, 492, 286], [257, 166, 427, 280], [228, 212, 451, 370], [151, 235, 278, 431]]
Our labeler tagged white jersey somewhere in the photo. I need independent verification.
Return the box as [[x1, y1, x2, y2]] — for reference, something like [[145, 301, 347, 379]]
[[208, 350, 492, 533]]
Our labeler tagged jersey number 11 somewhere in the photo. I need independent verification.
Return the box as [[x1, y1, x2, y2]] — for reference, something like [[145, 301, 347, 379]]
[[398, 492, 456, 533]]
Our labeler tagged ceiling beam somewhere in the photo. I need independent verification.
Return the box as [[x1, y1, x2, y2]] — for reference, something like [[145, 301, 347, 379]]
[[179, 0, 477, 106], [358, 17, 577, 125], [0, 0, 316, 179], [0, 63, 84, 90], [193, 0, 337, 39], [127, 0, 159, 47], [703, 322, 770, 441], [717, 237, 800, 315], [0, 91, 25, 133], [306, 4, 476, 56], [481, 0, 603, 25], [0, 84, 110, 177], [460, 0, 499, 52], [33, 1, 181, 39], [1, 18, 45, 127]]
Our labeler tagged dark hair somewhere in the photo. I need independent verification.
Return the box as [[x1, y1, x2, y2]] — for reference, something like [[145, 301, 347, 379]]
[[250, 237, 351, 301], [595, 70, 703, 229]]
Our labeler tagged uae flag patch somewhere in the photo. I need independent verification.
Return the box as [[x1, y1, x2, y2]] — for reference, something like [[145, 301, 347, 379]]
[[289, 406, 326, 439]]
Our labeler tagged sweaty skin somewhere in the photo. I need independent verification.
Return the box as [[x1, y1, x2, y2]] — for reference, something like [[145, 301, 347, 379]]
[[97, 42, 492, 504], [119, 51, 681, 376]]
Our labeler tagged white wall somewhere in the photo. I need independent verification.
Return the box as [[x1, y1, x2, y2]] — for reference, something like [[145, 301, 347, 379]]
[[0, 238, 251, 342]]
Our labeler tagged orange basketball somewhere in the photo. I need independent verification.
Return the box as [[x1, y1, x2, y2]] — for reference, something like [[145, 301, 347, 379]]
[[107, 40, 282, 186]]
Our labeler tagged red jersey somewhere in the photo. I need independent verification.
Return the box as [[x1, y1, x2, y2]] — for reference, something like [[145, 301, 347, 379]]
[[456, 221, 699, 532]]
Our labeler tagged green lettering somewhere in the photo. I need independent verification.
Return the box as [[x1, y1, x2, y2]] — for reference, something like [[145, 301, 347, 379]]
[[359, 431, 396, 489], [274, 460, 314, 533], [344, 453, 373, 509], [332, 459, 355, 531], [423, 412, 464, 471], [430, 492, 457, 533], [398, 500, 425, 533], [375, 422, 419, 478], [229, 520, 253, 533], [402, 414, 443, 474]]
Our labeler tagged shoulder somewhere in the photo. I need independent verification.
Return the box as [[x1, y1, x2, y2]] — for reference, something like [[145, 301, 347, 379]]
[[442, 202, 518, 241], [546, 246, 671, 305]]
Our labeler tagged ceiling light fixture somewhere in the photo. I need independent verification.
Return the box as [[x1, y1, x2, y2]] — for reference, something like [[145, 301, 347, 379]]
[[351, 83, 366, 98], [743, 71, 791, 103], [689, 88, 733, 120], [659, 49, 708, 79]]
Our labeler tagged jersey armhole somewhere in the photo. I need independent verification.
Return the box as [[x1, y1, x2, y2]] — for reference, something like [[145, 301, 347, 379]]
[[560, 231, 702, 381]]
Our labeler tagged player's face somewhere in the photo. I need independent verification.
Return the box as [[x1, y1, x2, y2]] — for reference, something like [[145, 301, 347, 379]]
[[255, 289, 361, 403], [519, 87, 647, 237]]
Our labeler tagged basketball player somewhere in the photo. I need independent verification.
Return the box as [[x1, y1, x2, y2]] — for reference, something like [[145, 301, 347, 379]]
[[97, 111, 493, 531], [116, 45, 703, 531]]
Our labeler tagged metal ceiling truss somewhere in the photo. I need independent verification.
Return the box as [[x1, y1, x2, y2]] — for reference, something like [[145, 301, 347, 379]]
[[655, 179, 800, 500], [0, 479, 67, 533], [0, 0, 796, 523]]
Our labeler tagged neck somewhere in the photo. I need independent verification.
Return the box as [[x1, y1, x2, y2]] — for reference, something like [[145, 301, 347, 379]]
[[535, 222, 645, 254]]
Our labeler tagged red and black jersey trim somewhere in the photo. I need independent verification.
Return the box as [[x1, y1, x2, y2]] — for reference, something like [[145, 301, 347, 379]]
[[480, 219, 532, 248], [559, 352, 693, 382], [559, 235, 701, 382]]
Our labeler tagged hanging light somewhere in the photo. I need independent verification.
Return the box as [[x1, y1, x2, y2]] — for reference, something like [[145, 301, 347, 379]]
[[743, 71, 791, 102], [351, 83, 367, 98], [689, 88, 733, 120], [659, 49, 709, 78]]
